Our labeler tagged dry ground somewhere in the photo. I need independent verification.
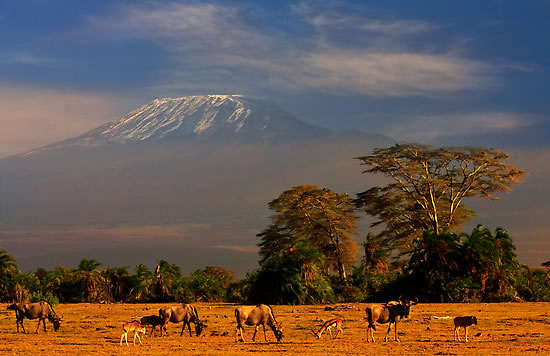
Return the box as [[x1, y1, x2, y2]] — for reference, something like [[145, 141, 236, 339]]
[[1, 302, 549, 355]]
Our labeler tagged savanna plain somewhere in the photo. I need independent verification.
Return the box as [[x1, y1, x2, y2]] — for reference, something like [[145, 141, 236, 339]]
[[1, 302, 549, 355]]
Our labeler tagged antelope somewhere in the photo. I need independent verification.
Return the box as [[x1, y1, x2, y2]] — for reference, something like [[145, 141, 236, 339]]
[[235, 304, 283, 342], [120, 321, 146, 346], [453, 316, 477, 342], [311, 318, 343, 339], [7, 301, 61, 333], [365, 296, 418, 342]]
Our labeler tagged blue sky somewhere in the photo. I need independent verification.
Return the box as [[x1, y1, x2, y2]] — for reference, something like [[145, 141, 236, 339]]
[[1, 0, 549, 155], [1, 1, 549, 266]]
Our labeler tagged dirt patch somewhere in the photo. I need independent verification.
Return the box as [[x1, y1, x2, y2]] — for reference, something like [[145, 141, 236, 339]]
[[1, 302, 549, 355]]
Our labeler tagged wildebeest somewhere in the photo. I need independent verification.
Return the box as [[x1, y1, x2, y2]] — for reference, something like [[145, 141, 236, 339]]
[[234, 304, 283, 342], [453, 316, 477, 342], [365, 296, 418, 342], [140, 315, 166, 337], [7, 301, 61, 333], [159, 304, 206, 336], [120, 321, 146, 346], [311, 318, 343, 339]]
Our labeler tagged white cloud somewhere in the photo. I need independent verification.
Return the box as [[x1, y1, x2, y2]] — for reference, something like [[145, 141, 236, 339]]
[[387, 112, 536, 143], [294, 3, 438, 37], [85, 2, 497, 97]]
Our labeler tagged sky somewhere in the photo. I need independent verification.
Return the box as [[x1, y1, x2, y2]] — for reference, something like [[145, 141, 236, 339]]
[[1, 0, 549, 268]]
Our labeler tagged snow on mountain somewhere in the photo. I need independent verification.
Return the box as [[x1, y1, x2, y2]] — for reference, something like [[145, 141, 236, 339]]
[[25, 95, 330, 155]]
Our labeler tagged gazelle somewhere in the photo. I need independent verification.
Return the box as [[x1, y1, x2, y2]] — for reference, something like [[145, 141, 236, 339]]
[[311, 318, 343, 339], [120, 321, 146, 346]]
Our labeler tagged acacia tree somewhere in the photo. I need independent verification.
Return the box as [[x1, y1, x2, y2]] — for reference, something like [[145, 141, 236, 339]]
[[258, 185, 358, 280], [355, 144, 525, 246]]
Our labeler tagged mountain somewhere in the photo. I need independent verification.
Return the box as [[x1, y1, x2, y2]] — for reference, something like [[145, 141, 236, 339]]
[[23, 95, 331, 155], [0, 95, 393, 275]]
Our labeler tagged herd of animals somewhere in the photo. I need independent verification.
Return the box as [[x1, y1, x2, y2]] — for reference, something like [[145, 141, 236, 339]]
[[5, 298, 479, 346]]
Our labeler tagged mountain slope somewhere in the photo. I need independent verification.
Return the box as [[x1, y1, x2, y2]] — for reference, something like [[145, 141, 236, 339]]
[[25, 95, 331, 155], [0, 95, 393, 274]]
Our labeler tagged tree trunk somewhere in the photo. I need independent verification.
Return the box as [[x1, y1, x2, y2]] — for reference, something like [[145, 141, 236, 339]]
[[337, 260, 347, 280]]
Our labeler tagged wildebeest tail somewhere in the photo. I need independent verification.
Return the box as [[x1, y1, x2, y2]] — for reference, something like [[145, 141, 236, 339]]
[[366, 308, 376, 331]]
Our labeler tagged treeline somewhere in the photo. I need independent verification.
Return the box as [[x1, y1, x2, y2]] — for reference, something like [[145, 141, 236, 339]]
[[1, 228, 549, 306], [1, 144, 549, 304]]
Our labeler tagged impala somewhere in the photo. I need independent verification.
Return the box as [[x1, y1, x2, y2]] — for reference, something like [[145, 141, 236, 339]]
[[311, 318, 343, 339], [120, 321, 146, 346]]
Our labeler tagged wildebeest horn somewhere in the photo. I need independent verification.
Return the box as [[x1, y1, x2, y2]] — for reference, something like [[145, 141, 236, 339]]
[[398, 295, 403, 303], [411, 296, 418, 304]]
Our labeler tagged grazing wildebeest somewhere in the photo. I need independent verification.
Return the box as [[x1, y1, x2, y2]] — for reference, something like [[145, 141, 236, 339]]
[[453, 316, 477, 342], [140, 315, 166, 337], [7, 301, 61, 333], [365, 296, 418, 342], [234, 304, 283, 342], [159, 304, 206, 337], [120, 321, 146, 346], [311, 318, 343, 339]]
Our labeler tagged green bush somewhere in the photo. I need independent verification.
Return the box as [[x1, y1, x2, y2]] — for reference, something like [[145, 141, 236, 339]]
[[30, 290, 59, 306]]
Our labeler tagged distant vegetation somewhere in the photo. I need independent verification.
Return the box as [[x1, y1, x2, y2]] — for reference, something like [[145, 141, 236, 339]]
[[1, 144, 548, 304]]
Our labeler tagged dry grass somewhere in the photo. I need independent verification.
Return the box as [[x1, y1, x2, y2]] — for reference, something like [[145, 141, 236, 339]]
[[1, 302, 549, 355]]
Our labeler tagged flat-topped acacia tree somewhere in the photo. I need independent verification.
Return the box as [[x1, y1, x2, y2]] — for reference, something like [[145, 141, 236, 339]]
[[355, 144, 526, 247], [258, 185, 358, 280]]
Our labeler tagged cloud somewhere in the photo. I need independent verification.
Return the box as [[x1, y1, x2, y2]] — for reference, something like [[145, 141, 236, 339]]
[[84, 2, 497, 97], [0, 53, 55, 65], [0, 87, 129, 157], [386, 112, 536, 143], [294, 3, 439, 37], [214, 245, 259, 253]]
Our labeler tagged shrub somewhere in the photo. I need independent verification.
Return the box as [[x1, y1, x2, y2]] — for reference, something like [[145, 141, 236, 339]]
[[30, 290, 60, 306]]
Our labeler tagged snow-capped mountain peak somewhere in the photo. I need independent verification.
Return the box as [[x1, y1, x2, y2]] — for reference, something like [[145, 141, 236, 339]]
[[41, 95, 330, 152]]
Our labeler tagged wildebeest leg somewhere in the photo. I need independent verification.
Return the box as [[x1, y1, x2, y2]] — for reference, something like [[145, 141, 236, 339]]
[[188, 322, 193, 337], [42, 318, 47, 332], [465, 327, 468, 342], [455, 326, 461, 342], [263, 324, 268, 342], [252, 325, 259, 342], [384, 323, 392, 342], [394, 322, 400, 342], [35, 319, 42, 333], [14, 313, 22, 333], [180, 321, 191, 336]]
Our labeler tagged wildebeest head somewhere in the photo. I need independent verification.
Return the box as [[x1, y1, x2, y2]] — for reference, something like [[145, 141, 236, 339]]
[[274, 325, 284, 342], [472, 316, 478, 325], [195, 321, 207, 336], [6, 303, 18, 311], [398, 296, 418, 318], [49, 316, 61, 331]]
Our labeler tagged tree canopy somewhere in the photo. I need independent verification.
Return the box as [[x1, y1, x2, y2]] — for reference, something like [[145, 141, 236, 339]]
[[355, 144, 525, 246], [258, 185, 358, 279]]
